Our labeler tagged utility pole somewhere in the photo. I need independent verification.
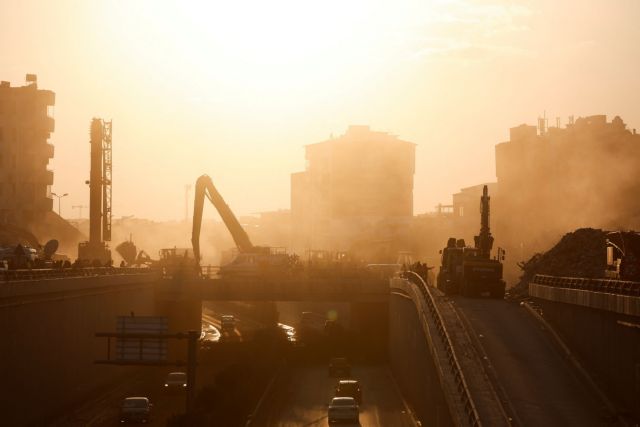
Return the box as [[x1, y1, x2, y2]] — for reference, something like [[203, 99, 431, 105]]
[[185, 184, 192, 223], [95, 329, 199, 415], [51, 192, 68, 217], [72, 205, 88, 220]]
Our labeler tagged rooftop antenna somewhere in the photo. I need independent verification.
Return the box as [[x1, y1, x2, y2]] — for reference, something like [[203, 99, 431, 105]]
[[538, 111, 548, 136], [568, 115, 575, 125]]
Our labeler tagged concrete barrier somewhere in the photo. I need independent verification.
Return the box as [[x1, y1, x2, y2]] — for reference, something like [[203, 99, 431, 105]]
[[0, 274, 159, 425]]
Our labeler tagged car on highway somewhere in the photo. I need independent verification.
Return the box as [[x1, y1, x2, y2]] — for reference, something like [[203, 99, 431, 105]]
[[329, 357, 351, 377], [200, 323, 221, 349], [278, 322, 297, 342], [335, 379, 362, 404], [328, 396, 359, 424], [221, 315, 235, 332], [164, 371, 187, 392], [119, 396, 152, 423]]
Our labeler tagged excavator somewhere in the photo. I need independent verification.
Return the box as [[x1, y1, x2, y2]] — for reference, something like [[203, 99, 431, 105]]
[[191, 175, 291, 277], [436, 185, 506, 298]]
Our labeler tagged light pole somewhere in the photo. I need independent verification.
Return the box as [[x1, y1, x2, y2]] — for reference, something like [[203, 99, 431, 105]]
[[72, 205, 88, 220], [51, 192, 68, 217]]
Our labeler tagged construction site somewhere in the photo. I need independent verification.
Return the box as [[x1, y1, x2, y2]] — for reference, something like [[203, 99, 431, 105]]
[[0, 72, 638, 427]]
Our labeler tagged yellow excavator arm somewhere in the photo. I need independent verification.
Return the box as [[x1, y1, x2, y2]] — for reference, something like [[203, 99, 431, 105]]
[[191, 175, 254, 266]]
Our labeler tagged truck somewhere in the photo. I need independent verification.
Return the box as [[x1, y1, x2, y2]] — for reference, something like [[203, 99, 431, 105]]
[[436, 185, 506, 298]]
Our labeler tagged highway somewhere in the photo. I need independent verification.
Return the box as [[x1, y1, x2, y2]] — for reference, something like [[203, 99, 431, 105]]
[[49, 368, 185, 426], [453, 297, 615, 427], [260, 364, 417, 427], [50, 306, 254, 426]]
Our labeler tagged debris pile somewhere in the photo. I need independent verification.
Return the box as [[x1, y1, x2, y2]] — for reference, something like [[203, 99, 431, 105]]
[[512, 228, 607, 296]]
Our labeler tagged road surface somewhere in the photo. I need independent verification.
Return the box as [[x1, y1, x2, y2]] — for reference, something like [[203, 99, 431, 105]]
[[453, 297, 616, 426], [51, 306, 259, 426], [263, 364, 417, 427]]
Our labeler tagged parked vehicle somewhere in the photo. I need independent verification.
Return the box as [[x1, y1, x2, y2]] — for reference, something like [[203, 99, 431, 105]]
[[436, 185, 506, 298]]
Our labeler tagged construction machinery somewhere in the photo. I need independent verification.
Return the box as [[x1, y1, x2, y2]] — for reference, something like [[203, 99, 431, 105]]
[[436, 185, 506, 298], [191, 175, 290, 277], [605, 231, 640, 281], [78, 118, 112, 264]]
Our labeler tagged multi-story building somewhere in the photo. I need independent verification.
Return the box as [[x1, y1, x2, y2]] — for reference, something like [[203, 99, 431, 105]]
[[494, 114, 640, 263], [0, 75, 55, 226], [291, 125, 415, 254]]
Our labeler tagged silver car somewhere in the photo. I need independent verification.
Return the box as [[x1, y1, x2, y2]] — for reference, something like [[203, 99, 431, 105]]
[[328, 396, 359, 424]]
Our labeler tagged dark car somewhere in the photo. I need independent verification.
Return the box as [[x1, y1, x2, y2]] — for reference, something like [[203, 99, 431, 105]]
[[335, 379, 362, 404], [328, 396, 359, 424], [120, 397, 152, 423], [329, 357, 351, 377], [164, 371, 187, 392]]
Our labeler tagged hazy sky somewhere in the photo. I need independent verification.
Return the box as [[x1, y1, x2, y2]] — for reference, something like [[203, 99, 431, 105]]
[[1, 0, 639, 221]]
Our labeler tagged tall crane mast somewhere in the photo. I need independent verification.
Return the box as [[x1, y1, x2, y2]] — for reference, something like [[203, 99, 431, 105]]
[[78, 118, 112, 263]]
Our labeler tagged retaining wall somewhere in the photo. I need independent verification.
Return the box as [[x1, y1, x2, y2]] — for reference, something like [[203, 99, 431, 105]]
[[0, 274, 158, 425]]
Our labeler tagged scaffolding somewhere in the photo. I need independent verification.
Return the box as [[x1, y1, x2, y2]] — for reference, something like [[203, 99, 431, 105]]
[[102, 120, 112, 242]]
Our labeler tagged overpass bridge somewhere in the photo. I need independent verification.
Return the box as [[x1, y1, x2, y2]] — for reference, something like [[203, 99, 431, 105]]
[[158, 273, 389, 302], [1, 266, 638, 425]]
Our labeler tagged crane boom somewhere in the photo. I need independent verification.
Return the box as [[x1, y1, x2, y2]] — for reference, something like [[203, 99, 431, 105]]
[[192, 175, 254, 265], [474, 184, 494, 259]]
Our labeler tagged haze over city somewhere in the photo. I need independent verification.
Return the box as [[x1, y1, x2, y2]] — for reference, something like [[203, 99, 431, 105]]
[[2, 0, 639, 220], [2, 1, 640, 426]]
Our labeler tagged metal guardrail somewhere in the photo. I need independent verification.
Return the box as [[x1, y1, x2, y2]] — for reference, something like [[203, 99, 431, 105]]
[[402, 271, 482, 427], [1, 267, 156, 282], [533, 274, 640, 296]]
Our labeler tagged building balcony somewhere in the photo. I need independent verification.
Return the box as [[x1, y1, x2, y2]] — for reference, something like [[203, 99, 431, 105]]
[[36, 169, 54, 185], [39, 197, 53, 212], [45, 143, 54, 159], [44, 116, 55, 133], [40, 90, 55, 107]]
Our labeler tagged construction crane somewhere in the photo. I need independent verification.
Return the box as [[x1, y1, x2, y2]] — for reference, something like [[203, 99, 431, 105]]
[[77, 118, 112, 264], [191, 175, 289, 277], [474, 185, 494, 259], [436, 185, 506, 298]]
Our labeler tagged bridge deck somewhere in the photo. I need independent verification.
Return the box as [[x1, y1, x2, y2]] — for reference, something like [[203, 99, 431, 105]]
[[159, 275, 390, 302]]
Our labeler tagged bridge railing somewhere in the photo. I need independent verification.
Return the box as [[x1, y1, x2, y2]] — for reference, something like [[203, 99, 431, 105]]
[[401, 271, 482, 427], [1, 267, 156, 282], [532, 274, 640, 296]]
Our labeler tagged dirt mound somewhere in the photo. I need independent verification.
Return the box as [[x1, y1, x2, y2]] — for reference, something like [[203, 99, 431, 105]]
[[512, 228, 607, 297]]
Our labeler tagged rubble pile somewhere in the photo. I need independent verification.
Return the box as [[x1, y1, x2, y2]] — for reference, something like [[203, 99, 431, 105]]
[[512, 228, 607, 296]]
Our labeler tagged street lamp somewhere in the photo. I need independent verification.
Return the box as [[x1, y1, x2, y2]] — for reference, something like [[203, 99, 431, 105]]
[[51, 192, 68, 217]]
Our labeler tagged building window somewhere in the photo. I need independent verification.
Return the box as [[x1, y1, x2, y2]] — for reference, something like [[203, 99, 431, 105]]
[[459, 206, 464, 217]]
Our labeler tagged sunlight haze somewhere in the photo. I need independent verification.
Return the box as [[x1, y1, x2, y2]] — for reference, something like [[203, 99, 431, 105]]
[[1, 0, 639, 220]]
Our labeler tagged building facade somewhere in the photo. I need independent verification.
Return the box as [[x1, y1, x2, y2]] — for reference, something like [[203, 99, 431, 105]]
[[494, 114, 640, 266], [291, 125, 415, 254], [0, 75, 55, 226]]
